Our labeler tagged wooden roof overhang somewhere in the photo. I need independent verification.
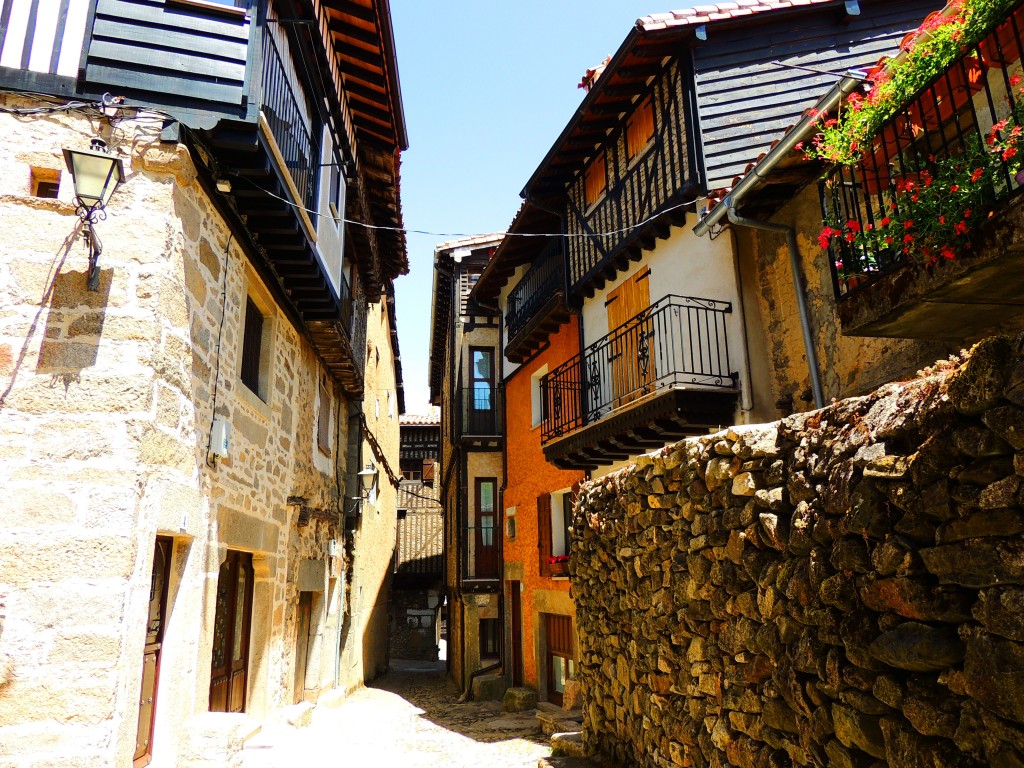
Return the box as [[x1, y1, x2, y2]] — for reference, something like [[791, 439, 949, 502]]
[[542, 387, 738, 471], [471, 203, 561, 304], [321, 0, 409, 282], [428, 250, 455, 403], [521, 26, 689, 206]]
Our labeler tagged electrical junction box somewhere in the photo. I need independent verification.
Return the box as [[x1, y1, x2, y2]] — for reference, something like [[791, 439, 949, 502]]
[[211, 418, 231, 458]]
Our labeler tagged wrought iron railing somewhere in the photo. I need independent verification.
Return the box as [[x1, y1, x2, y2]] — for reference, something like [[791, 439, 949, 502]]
[[823, 2, 1024, 300], [261, 30, 321, 214], [462, 526, 500, 580], [540, 295, 735, 443], [506, 242, 564, 340], [454, 384, 503, 437]]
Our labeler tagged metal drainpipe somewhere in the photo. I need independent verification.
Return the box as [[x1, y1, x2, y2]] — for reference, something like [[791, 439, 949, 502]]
[[726, 208, 826, 410]]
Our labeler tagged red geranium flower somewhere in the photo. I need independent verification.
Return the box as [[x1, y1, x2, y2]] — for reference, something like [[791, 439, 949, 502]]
[[971, 168, 985, 183], [904, 220, 914, 230]]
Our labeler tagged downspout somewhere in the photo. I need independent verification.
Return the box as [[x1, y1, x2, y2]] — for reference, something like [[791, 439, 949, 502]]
[[726, 209, 825, 410], [692, 71, 865, 412]]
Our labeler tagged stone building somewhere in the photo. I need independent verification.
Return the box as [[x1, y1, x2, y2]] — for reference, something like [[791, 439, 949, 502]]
[[429, 235, 505, 695], [0, 0, 406, 765], [391, 410, 444, 662]]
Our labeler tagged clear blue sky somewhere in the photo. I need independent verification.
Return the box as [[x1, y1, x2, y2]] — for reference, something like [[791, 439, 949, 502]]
[[391, 1, 664, 414]]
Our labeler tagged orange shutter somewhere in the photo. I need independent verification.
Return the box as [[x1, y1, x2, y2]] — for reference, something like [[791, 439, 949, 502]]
[[538, 493, 552, 577], [627, 97, 654, 159], [584, 153, 606, 207]]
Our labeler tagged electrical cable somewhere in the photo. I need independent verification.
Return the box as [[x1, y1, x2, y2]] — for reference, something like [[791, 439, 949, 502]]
[[232, 172, 702, 239]]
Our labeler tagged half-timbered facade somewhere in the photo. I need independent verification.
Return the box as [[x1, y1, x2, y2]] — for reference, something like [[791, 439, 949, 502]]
[[0, 0, 406, 765], [509, 0, 945, 472], [428, 234, 506, 695]]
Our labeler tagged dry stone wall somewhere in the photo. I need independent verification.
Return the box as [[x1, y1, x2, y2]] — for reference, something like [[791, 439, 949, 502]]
[[571, 336, 1024, 768]]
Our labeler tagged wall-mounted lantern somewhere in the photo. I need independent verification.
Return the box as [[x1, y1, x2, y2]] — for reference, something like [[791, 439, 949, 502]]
[[63, 138, 125, 290]]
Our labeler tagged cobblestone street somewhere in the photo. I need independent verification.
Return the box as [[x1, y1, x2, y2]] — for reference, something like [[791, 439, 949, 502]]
[[243, 658, 553, 768]]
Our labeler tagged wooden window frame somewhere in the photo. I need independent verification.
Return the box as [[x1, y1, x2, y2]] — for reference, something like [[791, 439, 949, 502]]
[[539, 483, 580, 578], [543, 613, 576, 707], [474, 478, 498, 579], [238, 279, 275, 408], [209, 551, 254, 714], [134, 536, 173, 767]]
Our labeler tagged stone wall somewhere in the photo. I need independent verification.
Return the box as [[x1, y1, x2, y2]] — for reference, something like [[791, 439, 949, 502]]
[[571, 336, 1024, 768]]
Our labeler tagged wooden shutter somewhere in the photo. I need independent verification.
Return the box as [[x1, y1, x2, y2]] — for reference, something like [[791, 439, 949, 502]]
[[538, 493, 552, 577], [627, 97, 655, 159], [607, 268, 654, 406], [545, 613, 574, 657], [584, 152, 607, 207]]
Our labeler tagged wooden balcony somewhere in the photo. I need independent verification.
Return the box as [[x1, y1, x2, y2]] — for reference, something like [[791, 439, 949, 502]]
[[540, 295, 738, 470], [454, 385, 503, 443], [461, 525, 500, 592], [504, 243, 572, 364], [824, 1, 1024, 340]]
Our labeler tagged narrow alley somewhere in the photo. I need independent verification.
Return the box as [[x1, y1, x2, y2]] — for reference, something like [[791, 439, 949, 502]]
[[241, 658, 571, 768]]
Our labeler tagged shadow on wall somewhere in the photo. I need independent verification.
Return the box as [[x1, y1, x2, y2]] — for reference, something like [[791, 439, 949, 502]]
[[0, 226, 82, 408], [36, 267, 112, 376]]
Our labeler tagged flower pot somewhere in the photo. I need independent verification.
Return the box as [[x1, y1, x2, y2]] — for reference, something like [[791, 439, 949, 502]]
[[1014, 168, 1024, 187]]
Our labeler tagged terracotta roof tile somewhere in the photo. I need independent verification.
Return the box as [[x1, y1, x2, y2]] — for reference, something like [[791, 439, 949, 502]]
[[400, 408, 440, 426], [636, 0, 836, 30]]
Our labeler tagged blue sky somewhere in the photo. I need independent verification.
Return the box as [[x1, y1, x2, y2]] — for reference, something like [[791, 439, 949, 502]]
[[390, 1, 664, 414]]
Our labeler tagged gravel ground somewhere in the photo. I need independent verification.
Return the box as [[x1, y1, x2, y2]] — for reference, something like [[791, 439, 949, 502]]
[[242, 659, 552, 768]]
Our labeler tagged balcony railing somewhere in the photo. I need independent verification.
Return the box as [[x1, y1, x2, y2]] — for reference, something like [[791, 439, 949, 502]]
[[462, 526, 500, 581], [506, 242, 564, 340], [823, 2, 1024, 300], [541, 295, 735, 443], [455, 384, 503, 437], [261, 30, 321, 215]]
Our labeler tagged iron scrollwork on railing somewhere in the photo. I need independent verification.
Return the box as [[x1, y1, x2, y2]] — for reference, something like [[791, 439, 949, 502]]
[[506, 241, 564, 340], [540, 295, 736, 443]]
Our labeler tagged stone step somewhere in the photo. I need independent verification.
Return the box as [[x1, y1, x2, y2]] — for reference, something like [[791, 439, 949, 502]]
[[536, 705, 584, 736], [538, 757, 600, 768], [551, 731, 589, 759]]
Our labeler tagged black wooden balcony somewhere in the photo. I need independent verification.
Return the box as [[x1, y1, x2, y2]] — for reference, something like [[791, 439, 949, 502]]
[[823, 1, 1024, 339], [540, 295, 738, 470], [564, 61, 694, 301], [455, 384, 503, 440], [461, 525, 500, 590], [504, 243, 573, 363]]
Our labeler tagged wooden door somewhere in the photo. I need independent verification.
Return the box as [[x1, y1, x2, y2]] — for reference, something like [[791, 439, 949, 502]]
[[468, 348, 495, 433], [134, 537, 172, 766], [474, 478, 498, 578], [509, 581, 523, 687], [606, 267, 653, 406], [209, 551, 254, 713], [293, 592, 313, 704]]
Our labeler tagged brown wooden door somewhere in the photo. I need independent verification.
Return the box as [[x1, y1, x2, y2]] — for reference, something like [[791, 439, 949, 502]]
[[134, 537, 172, 766], [509, 581, 523, 687], [606, 267, 654, 406], [209, 551, 254, 713], [474, 478, 498, 578], [293, 592, 313, 704]]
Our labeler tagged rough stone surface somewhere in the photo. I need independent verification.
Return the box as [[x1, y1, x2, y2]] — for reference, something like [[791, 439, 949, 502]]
[[571, 337, 1024, 768], [504, 686, 539, 713]]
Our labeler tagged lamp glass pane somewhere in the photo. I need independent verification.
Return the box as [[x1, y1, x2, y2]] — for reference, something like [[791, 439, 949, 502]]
[[66, 150, 123, 209]]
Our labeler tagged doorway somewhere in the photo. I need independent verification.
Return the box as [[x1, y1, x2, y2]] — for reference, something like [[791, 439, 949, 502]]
[[294, 592, 313, 704], [209, 551, 254, 713], [134, 536, 172, 766]]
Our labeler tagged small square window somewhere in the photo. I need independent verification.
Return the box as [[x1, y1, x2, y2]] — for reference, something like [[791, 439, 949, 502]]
[[31, 167, 60, 199]]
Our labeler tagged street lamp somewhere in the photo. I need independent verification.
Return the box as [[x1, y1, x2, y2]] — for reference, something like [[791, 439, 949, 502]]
[[347, 463, 379, 519], [63, 138, 125, 291]]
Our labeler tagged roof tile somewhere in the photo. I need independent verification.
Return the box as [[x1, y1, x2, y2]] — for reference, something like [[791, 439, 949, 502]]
[[637, 0, 837, 30]]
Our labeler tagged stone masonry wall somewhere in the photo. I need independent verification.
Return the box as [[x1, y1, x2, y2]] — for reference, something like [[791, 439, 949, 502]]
[[571, 336, 1024, 768]]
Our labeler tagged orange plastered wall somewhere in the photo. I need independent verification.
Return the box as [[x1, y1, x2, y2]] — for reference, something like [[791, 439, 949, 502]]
[[503, 316, 585, 689]]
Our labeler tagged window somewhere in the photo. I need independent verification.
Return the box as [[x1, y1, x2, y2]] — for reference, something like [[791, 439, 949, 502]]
[[584, 152, 607, 208], [626, 96, 655, 160], [31, 167, 60, 198], [473, 478, 499, 579], [480, 618, 500, 662], [317, 381, 332, 456], [238, 279, 274, 406], [543, 613, 576, 706], [538, 485, 579, 577], [328, 155, 346, 225], [468, 348, 496, 434], [531, 364, 548, 429]]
